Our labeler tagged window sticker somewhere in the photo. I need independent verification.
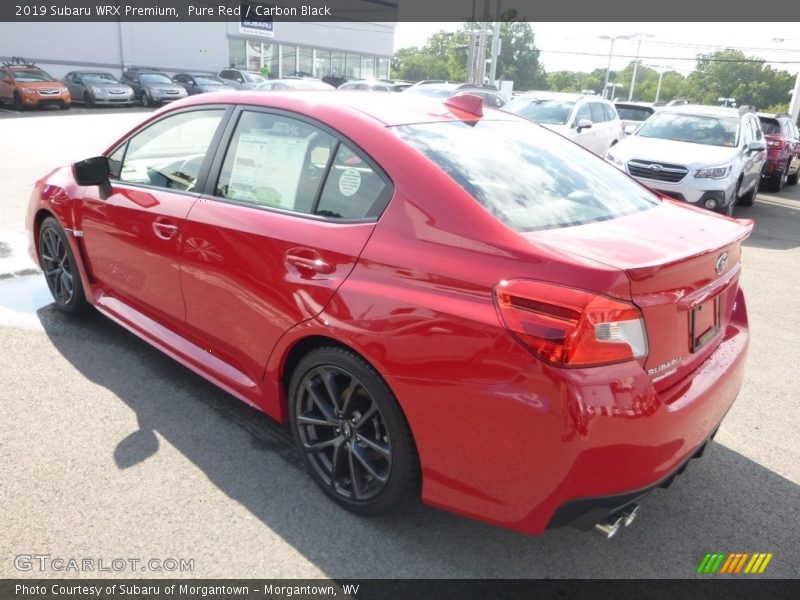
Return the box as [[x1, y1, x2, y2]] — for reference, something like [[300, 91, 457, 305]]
[[338, 168, 362, 197], [227, 133, 309, 209]]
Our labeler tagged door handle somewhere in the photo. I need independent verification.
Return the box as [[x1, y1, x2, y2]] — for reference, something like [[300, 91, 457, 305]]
[[286, 253, 334, 275], [152, 221, 179, 240]]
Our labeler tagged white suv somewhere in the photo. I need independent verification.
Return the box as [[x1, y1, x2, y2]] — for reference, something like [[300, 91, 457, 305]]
[[606, 105, 767, 215], [502, 92, 623, 156]]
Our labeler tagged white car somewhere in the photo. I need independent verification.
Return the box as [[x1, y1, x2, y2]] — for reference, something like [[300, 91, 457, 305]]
[[606, 105, 767, 215], [502, 92, 624, 156]]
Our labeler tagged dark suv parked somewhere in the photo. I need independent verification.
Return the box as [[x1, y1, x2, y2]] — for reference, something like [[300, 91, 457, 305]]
[[757, 112, 800, 192]]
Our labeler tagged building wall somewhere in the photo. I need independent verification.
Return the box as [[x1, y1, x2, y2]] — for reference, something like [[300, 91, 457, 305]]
[[0, 21, 395, 79]]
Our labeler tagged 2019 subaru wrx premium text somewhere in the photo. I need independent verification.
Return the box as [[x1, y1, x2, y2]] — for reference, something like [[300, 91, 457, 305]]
[[27, 91, 752, 536]]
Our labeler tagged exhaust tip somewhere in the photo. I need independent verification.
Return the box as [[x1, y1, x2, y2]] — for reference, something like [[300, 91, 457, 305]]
[[619, 504, 640, 527], [593, 517, 623, 539]]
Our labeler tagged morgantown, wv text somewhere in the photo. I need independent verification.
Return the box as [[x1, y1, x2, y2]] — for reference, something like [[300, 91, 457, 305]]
[[15, 583, 358, 597]]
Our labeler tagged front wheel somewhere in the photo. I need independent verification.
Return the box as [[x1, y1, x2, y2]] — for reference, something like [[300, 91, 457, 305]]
[[39, 217, 88, 314], [13, 92, 23, 111], [141, 92, 152, 107], [289, 347, 419, 516]]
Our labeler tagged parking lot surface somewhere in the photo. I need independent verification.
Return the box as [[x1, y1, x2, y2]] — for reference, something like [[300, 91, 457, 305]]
[[0, 110, 797, 578]]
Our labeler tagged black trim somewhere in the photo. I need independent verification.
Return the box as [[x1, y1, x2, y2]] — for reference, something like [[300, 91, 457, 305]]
[[547, 427, 720, 531]]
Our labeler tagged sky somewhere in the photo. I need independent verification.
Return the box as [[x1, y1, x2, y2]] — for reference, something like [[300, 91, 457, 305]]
[[393, 22, 800, 77]]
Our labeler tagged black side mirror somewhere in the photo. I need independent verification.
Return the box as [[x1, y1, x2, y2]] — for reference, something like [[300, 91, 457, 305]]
[[73, 156, 110, 186]]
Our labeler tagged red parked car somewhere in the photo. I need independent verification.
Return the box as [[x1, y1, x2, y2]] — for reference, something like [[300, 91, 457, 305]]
[[757, 112, 800, 192], [27, 91, 752, 537]]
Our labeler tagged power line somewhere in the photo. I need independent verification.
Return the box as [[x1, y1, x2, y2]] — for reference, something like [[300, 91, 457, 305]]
[[536, 49, 800, 65]]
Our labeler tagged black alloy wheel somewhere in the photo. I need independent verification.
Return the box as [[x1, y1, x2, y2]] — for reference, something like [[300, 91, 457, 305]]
[[39, 217, 87, 314], [289, 347, 419, 515]]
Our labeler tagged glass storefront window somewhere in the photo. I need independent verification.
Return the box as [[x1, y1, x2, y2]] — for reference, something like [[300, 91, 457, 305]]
[[315, 49, 331, 79], [298, 47, 313, 77], [229, 38, 246, 69], [361, 56, 375, 79], [262, 43, 278, 78], [345, 54, 361, 79], [281, 44, 297, 77], [246, 40, 262, 71], [331, 52, 345, 79], [377, 57, 390, 79]]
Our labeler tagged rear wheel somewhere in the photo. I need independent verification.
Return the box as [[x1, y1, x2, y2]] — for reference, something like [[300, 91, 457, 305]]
[[768, 163, 788, 192], [788, 164, 799, 186], [289, 347, 419, 516], [39, 217, 88, 314]]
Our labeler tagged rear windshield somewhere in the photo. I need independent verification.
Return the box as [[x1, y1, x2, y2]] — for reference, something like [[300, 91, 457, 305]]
[[503, 97, 575, 125], [394, 120, 658, 232], [616, 106, 653, 121], [759, 118, 781, 135], [637, 112, 739, 147]]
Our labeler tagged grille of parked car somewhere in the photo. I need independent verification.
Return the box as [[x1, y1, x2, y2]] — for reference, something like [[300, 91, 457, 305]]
[[627, 159, 688, 183], [37, 89, 60, 95]]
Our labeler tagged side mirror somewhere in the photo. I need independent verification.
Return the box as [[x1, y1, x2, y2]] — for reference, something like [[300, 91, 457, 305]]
[[623, 124, 638, 135], [576, 118, 593, 132], [73, 156, 110, 186], [748, 139, 766, 153]]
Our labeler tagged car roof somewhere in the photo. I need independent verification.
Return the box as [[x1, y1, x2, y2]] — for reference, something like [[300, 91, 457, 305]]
[[660, 104, 743, 119], [155, 90, 526, 127]]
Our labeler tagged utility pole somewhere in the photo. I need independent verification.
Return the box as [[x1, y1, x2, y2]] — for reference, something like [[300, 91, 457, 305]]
[[628, 33, 654, 101]]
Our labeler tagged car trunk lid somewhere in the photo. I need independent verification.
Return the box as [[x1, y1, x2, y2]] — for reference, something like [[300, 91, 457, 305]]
[[526, 200, 753, 389]]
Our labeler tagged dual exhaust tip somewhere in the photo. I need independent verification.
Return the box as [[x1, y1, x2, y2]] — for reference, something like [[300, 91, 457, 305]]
[[593, 504, 639, 539]]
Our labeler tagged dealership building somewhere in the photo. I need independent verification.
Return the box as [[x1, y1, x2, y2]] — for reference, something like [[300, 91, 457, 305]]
[[0, 20, 395, 81]]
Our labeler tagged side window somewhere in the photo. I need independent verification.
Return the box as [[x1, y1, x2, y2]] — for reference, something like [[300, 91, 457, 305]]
[[574, 103, 591, 126], [108, 144, 126, 179], [117, 109, 224, 191], [589, 103, 607, 123], [216, 111, 337, 214], [316, 145, 389, 219], [752, 118, 763, 140], [602, 103, 617, 121]]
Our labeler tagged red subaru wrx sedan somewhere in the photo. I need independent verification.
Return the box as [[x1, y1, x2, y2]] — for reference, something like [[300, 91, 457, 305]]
[[27, 91, 752, 536]]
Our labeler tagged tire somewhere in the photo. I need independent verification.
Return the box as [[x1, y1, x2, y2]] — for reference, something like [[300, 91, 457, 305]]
[[84, 92, 95, 108], [788, 165, 799, 186], [289, 346, 419, 516], [59, 103, 70, 111], [141, 91, 151, 107], [738, 183, 756, 207], [38, 217, 88, 314], [13, 92, 23, 111], [768, 163, 788, 193]]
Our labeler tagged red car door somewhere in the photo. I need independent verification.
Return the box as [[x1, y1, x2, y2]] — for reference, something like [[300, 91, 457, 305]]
[[78, 108, 228, 326], [179, 108, 392, 383]]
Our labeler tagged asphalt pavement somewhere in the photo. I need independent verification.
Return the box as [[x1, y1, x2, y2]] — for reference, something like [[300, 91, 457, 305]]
[[0, 109, 797, 579]]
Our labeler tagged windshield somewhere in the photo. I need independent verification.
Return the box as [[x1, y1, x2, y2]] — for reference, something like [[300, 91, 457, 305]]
[[243, 72, 266, 83], [616, 106, 653, 121], [637, 112, 739, 147], [503, 97, 575, 125], [394, 120, 658, 232], [81, 73, 118, 84], [12, 69, 56, 82], [759, 118, 781, 135], [195, 76, 226, 86], [141, 73, 172, 84]]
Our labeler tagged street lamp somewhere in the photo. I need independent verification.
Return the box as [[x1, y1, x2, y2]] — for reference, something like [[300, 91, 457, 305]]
[[599, 34, 635, 99], [607, 82, 624, 100], [647, 64, 674, 103], [628, 33, 655, 101]]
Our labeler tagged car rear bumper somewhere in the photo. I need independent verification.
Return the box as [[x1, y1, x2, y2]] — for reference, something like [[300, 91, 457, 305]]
[[393, 288, 749, 535]]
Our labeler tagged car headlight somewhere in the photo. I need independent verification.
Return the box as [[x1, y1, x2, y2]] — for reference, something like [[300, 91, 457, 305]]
[[21, 87, 34, 94], [61, 87, 69, 94], [92, 87, 103, 94], [695, 165, 731, 179], [151, 88, 162, 95]]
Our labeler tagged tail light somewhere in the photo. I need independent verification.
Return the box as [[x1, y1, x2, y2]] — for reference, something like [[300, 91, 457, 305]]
[[767, 139, 784, 149], [493, 279, 648, 367]]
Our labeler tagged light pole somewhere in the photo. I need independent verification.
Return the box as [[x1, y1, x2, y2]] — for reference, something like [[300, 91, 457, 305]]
[[647, 64, 673, 103], [772, 37, 800, 122], [600, 34, 634, 99], [628, 33, 655, 101]]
